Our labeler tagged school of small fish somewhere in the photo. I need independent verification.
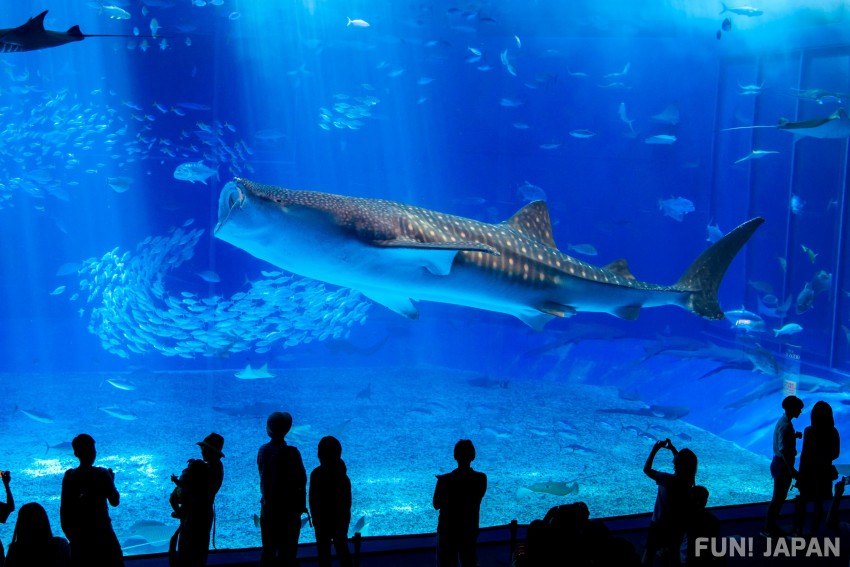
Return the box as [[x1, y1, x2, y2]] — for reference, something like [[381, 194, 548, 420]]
[[63, 223, 371, 359]]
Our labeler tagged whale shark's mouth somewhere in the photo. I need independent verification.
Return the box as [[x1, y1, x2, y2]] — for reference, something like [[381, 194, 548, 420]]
[[214, 180, 245, 233]]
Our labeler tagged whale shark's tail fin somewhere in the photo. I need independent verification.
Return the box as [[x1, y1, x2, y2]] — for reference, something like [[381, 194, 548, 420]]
[[674, 217, 765, 320]]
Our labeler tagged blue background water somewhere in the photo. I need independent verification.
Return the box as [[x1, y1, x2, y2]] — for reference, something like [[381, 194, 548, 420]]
[[1, 0, 850, 554]]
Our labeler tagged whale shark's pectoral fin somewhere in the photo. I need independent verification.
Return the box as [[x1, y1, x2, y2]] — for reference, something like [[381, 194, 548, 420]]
[[611, 306, 641, 320], [372, 238, 499, 276], [360, 290, 419, 319], [517, 303, 577, 331]]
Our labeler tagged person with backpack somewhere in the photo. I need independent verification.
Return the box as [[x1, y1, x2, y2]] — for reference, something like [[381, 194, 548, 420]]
[[258, 412, 307, 567]]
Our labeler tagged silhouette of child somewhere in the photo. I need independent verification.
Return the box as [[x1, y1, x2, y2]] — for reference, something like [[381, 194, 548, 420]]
[[5, 502, 71, 567], [258, 411, 307, 567], [433, 439, 488, 567], [59, 433, 123, 567], [0, 470, 14, 565], [642, 438, 697, 567], [309, 436, 353, 567], [763, 395, 804, 537], [793, 400, 840, 535]]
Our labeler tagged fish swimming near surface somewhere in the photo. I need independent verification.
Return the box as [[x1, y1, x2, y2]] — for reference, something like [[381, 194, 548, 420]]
[[215, 178, 764, 330], [722, 109, 850, 140], [720, 3, 764, 16], [0, 11, 132, 53]]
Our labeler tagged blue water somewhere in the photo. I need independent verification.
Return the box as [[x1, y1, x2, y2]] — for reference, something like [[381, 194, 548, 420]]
[[2, 0, 850, 555]]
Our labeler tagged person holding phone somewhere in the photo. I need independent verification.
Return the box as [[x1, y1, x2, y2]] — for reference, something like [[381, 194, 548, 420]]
[[642, 439, 698, 566]]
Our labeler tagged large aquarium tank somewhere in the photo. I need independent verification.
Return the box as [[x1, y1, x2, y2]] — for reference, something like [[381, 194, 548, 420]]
[[2, 0, 850, 556]]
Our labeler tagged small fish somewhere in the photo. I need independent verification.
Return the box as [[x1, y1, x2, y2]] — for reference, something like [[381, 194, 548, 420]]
[[347, 18, 370, 27], [567, 243, 598, 256], [774, 323, 803, 337], [98, 2, 132, 20], [651, 104, 680, 125], [706, 221, 724, 243], [720, 3, 764, 17], [801, 244, 818, 264], [45, 441, 74, 454], [17, 406, 55, 424], [99, 405, 139, 420], [796, 283, 814, 314], [658, 196, 695, 221], [197, 270, 221, 283], [173, 161, 218, 184], [721, 17, 732, 32], [50, 285, 67, 296], [107, 176, 133, 193], [734, 149, 779, 164], [777, 256, 787, 273], [645, 134, 677, 145], [516, 181, 546, 202], [106, 378, 137, 391], [514, 35, 521, 48], [150, 18, 160, 38], [569, 129, 596, 139], [811, 270, 832, 295]]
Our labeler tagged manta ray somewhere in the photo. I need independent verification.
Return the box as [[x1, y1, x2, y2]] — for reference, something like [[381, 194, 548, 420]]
[[0, 11, 128, 53], [214, 178, 763, 330], [722, 108, 850, 139]]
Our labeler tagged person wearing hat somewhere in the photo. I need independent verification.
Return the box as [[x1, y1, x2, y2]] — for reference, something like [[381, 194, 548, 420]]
[[763, 395, 804, 538], [258, 412, 306, 567], [170, 433, 225, 567]]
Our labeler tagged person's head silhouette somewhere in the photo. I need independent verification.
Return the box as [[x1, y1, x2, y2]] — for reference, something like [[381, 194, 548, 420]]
[[72, 434, 96, 466], [454, 439, 475, 467]]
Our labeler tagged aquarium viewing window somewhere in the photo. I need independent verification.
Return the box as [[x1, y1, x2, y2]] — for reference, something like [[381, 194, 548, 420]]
[[0, 0, 849, 557]]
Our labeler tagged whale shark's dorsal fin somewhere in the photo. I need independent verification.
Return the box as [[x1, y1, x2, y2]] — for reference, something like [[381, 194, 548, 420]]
[[604, 259, 636, 281], [27, 10, 48, 30], [501, 201, 557, 249]]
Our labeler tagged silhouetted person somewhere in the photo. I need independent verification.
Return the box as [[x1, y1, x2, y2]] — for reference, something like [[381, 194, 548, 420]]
[[793, 400, 840, 535], [170, 433, 225, 567], [5, 502, 71, 567], [0, 470, 14, 566], [682, 486, 722, 566], [258, 412, 307, 567], [60, 433, 123, 567], [763, 395, 804, 537], [642, 439, 697, 566], [309, 436, 353, 567], [433, 439, 487, 567]]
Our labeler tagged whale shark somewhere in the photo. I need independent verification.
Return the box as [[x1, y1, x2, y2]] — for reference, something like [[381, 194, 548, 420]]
[[0, 11, 129, 53], [214, 178, 763, 330]]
